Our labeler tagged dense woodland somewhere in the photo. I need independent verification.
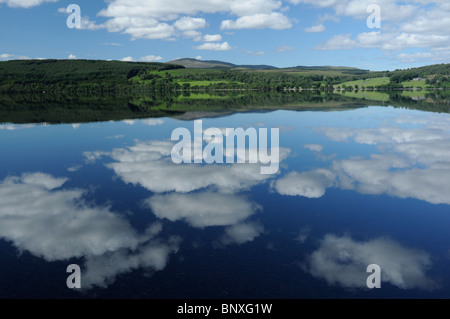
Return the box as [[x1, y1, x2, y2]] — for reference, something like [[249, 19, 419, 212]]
[[1, 59, 449, 94]]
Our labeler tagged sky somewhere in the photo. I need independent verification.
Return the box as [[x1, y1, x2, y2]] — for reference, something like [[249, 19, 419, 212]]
[[0, 0, 449, 71]]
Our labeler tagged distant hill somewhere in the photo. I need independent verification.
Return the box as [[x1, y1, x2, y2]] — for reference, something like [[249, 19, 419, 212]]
[[168, 58, 277, 70], [0, 59, 184, 91]]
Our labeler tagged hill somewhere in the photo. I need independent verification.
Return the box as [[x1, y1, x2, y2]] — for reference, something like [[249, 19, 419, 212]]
[[1, 59, 449, 93], [0, 59, 184, 91], [168, 58, 277, 70]]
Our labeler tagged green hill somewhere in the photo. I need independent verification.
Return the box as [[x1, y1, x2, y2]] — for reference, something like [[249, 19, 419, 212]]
[[0, 59, 184, 91], [168, 58, 277, 70]]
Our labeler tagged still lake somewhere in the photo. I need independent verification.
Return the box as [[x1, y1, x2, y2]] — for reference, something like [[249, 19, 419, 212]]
[[1, 103, 450, 298]]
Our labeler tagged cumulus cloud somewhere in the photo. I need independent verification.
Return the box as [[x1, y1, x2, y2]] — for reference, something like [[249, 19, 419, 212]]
[[305, 24, 325, 33], [85, 140, 289, 194], [140, 55, 164, 62], [0, 0, 57, 8], [144, 192, 262, 228], [196, 42, 232, 51], [220, 222, 264, 245], [221, 12, 291, 30], [82, 235, 180, 289], [203, 34, 223, 42], [304, 144, 324, 152], [332, 154, 450, 205], [174, 17, 206, 31], [315, 34, 357, 50], [273, 169, 335, 198], [97, 0, 286, 40], [0, 172, 180, 289], [121, 56, 135, 62], [141, 119, 164, 126], [304, 234, 437, 290], [279, 114, 450, 205], [302, 0, 450, 59]]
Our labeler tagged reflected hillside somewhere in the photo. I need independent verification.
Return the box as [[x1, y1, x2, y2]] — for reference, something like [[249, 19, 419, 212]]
[[1, 90, 450, 124]]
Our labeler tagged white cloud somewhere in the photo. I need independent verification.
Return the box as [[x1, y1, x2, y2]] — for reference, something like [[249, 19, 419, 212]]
[[85, 140, 288, 194], [305, 234, 437, 290], [284, 114, 450, 205], [241, 49, 265, 56], [183, 30, 203, 41], [141, 119, 164, 126], [0, 172, 180, 290], [174, 16, 206, 31], [304, 144, 324, 152], [315, 34, 357, 50], [79, 16, 104, 31], [305, 24, 325, 33], [145, 192, 261, 228], [0, 0, 57, 8], [185, 32, 224, 42], [121, 56, 135, 62], [97, 0, 284, 39], [220, 222, 264, 245], [0, 53, 30, 60], [82, 235, 180, 289], [140, 55, 164, 62], [273, 169, 335, 198], [289, 0, 418, 22], [68, 54, 76, 59], [196, 41, 232, 51], [221, 12, 291, 30], [291, 0, 450, 61], [0, 124, 34, 130], [203, 34, 223, 42]]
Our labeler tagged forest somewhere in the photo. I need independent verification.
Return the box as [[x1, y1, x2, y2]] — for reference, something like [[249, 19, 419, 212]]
[[0, 59, 449, 93]]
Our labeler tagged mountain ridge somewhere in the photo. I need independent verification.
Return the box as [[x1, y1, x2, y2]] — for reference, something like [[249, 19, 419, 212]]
[[167, 58, 278, 70]]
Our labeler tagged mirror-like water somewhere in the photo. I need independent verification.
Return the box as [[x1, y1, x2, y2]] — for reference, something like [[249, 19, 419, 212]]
[[1, 105, 449, 298]]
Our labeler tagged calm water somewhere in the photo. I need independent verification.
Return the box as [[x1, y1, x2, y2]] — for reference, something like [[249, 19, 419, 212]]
[[1, 106, 450, 298]]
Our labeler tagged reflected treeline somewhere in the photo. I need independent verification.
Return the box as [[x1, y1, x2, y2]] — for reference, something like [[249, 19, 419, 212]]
[[387, 90, 450, 113], [1, 90, 450, 124], [0, 91, 183, 124]]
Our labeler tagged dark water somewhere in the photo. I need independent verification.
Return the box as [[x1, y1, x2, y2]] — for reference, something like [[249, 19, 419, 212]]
[[1, 105, 450, 298]]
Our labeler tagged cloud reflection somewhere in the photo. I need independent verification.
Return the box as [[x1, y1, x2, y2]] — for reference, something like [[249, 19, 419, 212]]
[[275, 114, 450, 205], [84, 137, 290, 246], [144, 192, 262, 228], [304, 234, 437, 290], [0, 172, 179, 289]]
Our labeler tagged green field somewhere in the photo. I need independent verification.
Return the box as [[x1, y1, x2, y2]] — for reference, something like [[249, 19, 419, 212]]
[[339, 90, 390, 101], [176, 80, 242, 87], [175, 93, 235, 100], [338, 77, 390, 88], [400, 90, 428, 98], [400, 80, 429, 88]]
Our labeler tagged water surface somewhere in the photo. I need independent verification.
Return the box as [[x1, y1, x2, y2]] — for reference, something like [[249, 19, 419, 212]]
[[1, 105, 449, 298]]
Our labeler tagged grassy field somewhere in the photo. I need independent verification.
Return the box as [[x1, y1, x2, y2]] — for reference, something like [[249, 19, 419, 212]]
[[176, 80, 242, 87], [175, 93, 236, 100], [339, 90, 390, 101], [400, 80, 429, 88], [338, 77, 390, 88], [400, 90, 428, 98]]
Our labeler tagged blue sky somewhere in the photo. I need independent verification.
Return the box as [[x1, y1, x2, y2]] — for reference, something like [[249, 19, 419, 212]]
[[1, 0, 449, 71]]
